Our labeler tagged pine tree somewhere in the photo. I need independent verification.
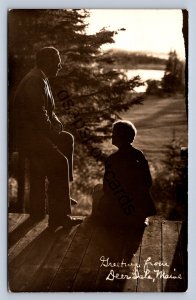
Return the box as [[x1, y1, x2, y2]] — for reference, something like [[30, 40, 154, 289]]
[[9, 9, 144, 199], [161, 50, 185, 94]]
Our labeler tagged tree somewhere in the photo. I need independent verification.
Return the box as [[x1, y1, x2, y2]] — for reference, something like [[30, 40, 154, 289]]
[[9, 9, 144, 202], [146, 79, 162, 96], [161, 50, 185, 94]]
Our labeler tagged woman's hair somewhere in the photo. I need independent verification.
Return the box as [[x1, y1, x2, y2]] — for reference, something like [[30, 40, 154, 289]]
[[113, 120, 137, 143], [35, 47, 59, 67]]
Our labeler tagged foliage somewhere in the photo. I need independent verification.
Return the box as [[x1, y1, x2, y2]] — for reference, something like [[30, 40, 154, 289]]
[[145, 79, 162, 96], [151, 136, 187, 220], [161, 50, 185, 94], [9, 9, 144, 197], [145, 51, 185, 96]]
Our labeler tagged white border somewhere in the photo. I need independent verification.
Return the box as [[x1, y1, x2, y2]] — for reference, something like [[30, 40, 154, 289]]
[[1, 1, 196, 299]]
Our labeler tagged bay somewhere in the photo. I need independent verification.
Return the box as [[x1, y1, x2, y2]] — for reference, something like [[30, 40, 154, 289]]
[[124, 69, 165, 92]]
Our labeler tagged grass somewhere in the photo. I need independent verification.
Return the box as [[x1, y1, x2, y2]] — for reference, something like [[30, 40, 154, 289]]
[[121, 94, 187, 160]]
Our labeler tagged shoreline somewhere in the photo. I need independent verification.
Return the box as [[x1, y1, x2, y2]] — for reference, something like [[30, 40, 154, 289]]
[[111, 63, 165, 71]]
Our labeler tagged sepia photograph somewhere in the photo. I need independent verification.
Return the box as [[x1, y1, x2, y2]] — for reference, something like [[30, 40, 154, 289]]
[[8, 9, 188, 292]]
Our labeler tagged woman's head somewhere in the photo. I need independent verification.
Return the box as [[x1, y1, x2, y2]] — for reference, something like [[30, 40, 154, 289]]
[[112, 120, 137, 148]]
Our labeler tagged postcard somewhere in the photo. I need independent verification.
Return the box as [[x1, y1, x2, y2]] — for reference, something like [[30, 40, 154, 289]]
[[8, 9, 188, 292]]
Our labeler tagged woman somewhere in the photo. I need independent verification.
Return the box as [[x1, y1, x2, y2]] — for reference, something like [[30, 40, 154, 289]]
[[92, 120, 156, 227]]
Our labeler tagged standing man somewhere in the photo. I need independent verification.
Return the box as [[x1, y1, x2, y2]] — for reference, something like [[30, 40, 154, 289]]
[[14, 46, 80, 229]]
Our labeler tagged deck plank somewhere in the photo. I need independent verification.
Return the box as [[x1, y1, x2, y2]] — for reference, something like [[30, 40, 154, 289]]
[[71, 223, 144, 292], [8, 218, 53, 292], [93, 228, 127, 292], [162, 221, 184, 291], [8, 217, 47, 261], [8, 213, 28, 233], [177, 222, 187, 291], [122, 245, 142, 292], [8, 214, 186, 292], [26, 216, 87, 292], [71, 224, 116, 291], [24, 225, 78, 292], [137, 219, 162, 292], [49, 217, 95, 291], [68, 222, 106, 291], [95, 226, 144, 292]]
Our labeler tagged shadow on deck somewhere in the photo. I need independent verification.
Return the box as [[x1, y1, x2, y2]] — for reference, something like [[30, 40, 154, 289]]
[[8, 213, 187, 292]]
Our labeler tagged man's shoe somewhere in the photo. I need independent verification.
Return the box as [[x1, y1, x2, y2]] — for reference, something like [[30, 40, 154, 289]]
[[61, 217, 83, 228], [48, 216, 83, 231]]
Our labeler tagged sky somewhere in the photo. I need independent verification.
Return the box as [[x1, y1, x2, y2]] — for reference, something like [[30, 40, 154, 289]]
[[86, 9, 185, 59]]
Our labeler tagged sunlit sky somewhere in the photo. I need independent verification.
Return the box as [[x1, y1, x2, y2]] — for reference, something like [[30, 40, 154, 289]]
[[86, 9, 185, 59]]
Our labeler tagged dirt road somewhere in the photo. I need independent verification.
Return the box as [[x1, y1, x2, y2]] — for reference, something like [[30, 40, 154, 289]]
[[120, 95, 188, 164]]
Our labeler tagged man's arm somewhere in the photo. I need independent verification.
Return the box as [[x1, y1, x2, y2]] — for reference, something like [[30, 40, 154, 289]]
[[24, 76, 59, 141]]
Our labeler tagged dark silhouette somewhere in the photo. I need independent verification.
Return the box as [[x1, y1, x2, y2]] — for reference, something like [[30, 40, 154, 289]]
[[13, 47, 80, 229], [92, 120, 156, 227]]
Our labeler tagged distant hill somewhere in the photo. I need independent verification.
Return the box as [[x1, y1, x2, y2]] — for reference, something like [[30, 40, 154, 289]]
[[99, 49, 167, 70]]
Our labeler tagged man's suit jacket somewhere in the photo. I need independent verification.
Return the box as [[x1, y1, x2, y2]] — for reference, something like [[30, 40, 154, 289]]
[[13, 68, 62, 152]]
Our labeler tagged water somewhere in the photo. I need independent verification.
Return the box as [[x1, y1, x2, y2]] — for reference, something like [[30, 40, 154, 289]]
[[124, 69, 165, 92]]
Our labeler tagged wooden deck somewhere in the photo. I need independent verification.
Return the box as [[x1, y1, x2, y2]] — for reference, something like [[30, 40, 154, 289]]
[[8, 213, 187, 292]]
